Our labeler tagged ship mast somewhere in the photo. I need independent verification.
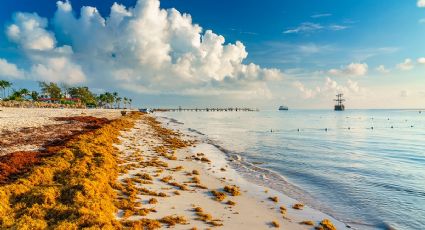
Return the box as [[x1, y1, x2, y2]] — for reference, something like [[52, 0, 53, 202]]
[[334, 93, 345, 111], [334, 93, 345, 106]]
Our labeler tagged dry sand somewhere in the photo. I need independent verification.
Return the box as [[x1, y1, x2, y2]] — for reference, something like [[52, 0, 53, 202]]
[[0, 108, 125, 156], [115, 115, 349, 229], [0, 107, 122, 133]]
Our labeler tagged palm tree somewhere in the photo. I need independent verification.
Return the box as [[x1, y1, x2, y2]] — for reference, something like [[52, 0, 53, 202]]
[[20, 88, 30, 97], [123, 97, 128, 109], [103, 92, 115, 109], [0, 80, 12, 99], [9, 88, 29, 101], [116, 97, 122, 109], [0, 80, 5, 99], [97, 94, 106, 108], [30, 91, 39, 101], [112, 92, 118, 109], [129, 98, 132, 109]]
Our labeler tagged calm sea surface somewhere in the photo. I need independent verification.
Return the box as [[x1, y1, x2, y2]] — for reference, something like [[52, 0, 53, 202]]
[[159, 109, 425, 230]]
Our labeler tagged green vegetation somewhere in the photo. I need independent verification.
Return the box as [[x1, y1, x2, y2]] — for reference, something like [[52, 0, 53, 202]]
[[68, 86, 97, 106], [0, 79, 132, 108], [39, 82, 62, 99], [0, 80, 12, 98]]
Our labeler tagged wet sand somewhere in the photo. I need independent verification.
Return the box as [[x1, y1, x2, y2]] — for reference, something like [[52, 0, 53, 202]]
[[114, 114, 347, 229]]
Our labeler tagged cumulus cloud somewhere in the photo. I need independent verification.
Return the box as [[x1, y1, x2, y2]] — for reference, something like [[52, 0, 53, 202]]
[[5, 12, 86, 84], [293, 77, 364, 99], [376, 65, 390, 74], [329, 62, 368, 76], [2, 0, 282, 96], [6, 13, 56, 51], [293, 81, 317, 99], [418, 0, 425, 7], [397, 58, 414, 71], [417, 57, 425, 64], [0, 58, 25, 79]]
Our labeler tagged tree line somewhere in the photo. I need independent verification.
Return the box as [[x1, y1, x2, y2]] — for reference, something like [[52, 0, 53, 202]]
[[0, 80, 132, 109]]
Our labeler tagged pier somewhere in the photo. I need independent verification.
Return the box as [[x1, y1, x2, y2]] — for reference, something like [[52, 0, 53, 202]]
[[152, 107, 259, 112]]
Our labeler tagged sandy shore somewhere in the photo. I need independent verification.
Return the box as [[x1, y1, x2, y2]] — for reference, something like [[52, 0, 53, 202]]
[[0, 107, 124, 156], [115, 114, 348, 229], [0, 107, 122, 133], [0, 108, 347, 229]]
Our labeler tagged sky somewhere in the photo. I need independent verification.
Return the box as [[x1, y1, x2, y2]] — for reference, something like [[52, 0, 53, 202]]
[[0, 0, 424, 109]]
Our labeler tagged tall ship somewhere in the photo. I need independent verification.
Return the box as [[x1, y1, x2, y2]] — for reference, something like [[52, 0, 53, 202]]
[[278, 105, 289, 111], [334, 93, 345, 111]]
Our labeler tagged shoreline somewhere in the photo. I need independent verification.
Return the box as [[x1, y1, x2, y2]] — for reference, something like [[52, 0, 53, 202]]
[[0, 108, 346, 229], [153, 113, 350, 229]]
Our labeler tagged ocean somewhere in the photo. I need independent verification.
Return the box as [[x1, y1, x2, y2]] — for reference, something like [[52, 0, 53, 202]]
[[157, 109, 425, 230]]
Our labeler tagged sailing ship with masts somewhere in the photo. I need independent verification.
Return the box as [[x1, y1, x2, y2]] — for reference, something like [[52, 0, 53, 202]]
[[334, 93, 345, 111]]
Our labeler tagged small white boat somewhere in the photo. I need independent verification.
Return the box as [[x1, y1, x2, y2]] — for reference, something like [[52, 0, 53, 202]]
[[139, 108, 152, 113], [278, 105, 288, 111]]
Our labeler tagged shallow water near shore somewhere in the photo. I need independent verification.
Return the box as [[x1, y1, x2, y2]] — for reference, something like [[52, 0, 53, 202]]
[[157, 109, 425, 230]]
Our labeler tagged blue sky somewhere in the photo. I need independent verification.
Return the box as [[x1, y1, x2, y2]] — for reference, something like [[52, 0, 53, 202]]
[[0, 0, 424, 108]]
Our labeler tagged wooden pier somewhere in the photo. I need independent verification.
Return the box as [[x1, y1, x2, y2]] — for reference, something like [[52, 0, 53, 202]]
[[152, 107, 259, 112]]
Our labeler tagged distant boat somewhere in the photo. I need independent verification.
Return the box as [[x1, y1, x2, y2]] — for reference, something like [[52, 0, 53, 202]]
[[139, 108, 151, 113], [334, 93, 345, 111], [278, 105, 289, 111]]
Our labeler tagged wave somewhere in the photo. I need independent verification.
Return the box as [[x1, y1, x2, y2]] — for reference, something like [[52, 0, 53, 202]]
[[157, 114, 384, 230]]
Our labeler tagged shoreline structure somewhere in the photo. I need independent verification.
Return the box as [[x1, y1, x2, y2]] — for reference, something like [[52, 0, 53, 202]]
[[0, 108, 345, 229]]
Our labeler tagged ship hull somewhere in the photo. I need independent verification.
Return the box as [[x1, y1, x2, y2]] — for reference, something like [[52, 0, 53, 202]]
[[334, 105, 345, 111]]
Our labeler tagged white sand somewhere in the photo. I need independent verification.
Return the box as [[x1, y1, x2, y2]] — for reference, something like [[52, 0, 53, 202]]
[[115, 115, 349, 229], [0, 107, 123, 133]]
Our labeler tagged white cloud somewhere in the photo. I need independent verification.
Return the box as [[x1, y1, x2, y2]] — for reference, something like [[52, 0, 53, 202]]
[[293, 81, 317, 99], [3, 0, 282, 95], [6, 11, 86, 84], [397, 59, 414, 71], [0, 58, 25, 79], [311, 13, 332, 18], [347, 79, 360, 93], [417, 57, 425, 64], [293, 77, 364, 99], [283, 22, 348, 34], [51, 0, 281, 93], [29, 51, 86, 84], [283, 22, 323, 34], [418, 0, 425, 7], [329, 62, 368, 76], [328, 25, 348, 31], [376, 65, 390, 74], [6, 13, 56, 51], [419, 18, 425, 24]]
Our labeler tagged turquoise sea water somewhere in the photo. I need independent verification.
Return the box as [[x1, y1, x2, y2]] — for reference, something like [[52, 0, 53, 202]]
[[159, 109, 425, 230]]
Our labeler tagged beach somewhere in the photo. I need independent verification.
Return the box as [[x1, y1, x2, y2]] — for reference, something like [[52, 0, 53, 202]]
[[0, 108, 345, 229]]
